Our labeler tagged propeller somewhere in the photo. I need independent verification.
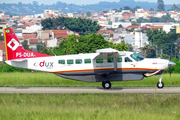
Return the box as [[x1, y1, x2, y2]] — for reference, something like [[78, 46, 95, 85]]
[[170, 46, 172, 77]]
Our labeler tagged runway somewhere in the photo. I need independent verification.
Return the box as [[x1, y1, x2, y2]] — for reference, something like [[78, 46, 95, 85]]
[[0, 87, 180, 94]]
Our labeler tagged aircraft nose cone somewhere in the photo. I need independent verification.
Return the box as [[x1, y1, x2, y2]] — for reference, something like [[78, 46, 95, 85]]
[[168, 61, 176, 67]]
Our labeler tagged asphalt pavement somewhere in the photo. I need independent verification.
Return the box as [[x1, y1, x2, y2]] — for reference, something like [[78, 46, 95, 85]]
[[0, 87, 180, 94]]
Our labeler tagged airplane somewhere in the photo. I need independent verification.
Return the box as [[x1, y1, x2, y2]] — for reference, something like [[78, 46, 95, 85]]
[[4, 28, 176, 89]]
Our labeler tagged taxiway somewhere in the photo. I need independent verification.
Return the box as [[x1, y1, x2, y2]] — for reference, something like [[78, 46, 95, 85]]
[[0, 87, 180, 94]]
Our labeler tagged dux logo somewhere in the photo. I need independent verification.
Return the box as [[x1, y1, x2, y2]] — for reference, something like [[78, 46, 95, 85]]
[[7, 38, 19, 51]]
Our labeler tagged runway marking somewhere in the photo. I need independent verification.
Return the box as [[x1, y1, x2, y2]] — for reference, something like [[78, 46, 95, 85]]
[[1, 87, 180, 94]]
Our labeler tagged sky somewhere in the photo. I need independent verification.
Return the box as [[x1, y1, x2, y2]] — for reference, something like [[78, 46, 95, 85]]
[[0, 0, 179, 5]]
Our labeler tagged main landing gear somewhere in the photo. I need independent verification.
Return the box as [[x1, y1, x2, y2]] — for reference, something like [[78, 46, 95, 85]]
[[157, 75, 164, 89], [102, 81, 111, 89]]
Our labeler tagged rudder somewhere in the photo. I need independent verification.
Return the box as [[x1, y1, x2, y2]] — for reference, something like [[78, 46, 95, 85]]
[[4, 28, 51, 60]]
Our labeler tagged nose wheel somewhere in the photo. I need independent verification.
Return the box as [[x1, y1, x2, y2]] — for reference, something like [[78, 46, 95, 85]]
[[102, 81, 111, 89], [157, 75, 164, 89]]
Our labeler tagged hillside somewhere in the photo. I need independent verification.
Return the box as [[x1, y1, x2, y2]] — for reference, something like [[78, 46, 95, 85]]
[[0, 0, 179, 15]]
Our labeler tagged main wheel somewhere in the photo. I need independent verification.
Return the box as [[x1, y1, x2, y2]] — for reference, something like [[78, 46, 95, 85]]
[[102, 81, 111, 89], [157, 82, 164, 89]]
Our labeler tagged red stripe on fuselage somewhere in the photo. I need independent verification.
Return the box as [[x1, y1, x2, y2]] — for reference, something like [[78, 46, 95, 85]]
[[52, 68, 161, 73]]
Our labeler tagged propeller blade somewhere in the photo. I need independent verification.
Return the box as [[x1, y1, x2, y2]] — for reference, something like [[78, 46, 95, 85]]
[[170, 65, 171, 77], [168, 61, 176, 77], [170, 46, 172, 77]]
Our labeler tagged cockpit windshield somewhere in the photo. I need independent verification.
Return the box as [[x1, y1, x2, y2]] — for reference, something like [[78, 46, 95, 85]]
[[130, 53, 144, 62]]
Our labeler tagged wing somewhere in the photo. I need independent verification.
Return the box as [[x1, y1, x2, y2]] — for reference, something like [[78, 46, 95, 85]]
[[93, 48, 126, 59], [92, 48, 126, 72]]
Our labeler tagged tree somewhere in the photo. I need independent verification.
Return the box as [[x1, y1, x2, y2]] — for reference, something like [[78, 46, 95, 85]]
[[33, 1, 38, 6], [170, 4, 180, 11], [0, 35, 4, 41], [86, 11, 91, 17], [146, 46, 156, 58], [146, 28, 178, 58], [40, 34, 129, 55], [41, 17, 101, 35], [124, 6, 131, 10], [21, 40, 29, 50], [150, 8, 154, 11], [157, 0, 165, 11], [118, 24, 123, 28], [108, 21, 112, 25], [111, 41, 129, 51]]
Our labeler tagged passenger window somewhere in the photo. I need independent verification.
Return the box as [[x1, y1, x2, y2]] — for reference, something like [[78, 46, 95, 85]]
[[67, 59, 74, 64], [96, 59, 103, 63], [107, 58, 113, 63], [117, 57, 122, 62], [58, 60, 65, 64], [84, 59, 91, 64], [125, 57, 132, 62], [76, 59, 82, 64]]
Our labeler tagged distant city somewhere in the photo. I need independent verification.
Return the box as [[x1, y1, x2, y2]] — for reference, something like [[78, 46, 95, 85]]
[[0, 0, 180, 61], [0, 0, 180, 15]]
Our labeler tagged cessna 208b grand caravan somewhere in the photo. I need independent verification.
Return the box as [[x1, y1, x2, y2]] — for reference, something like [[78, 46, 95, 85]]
[[4, 28, 176, 89]]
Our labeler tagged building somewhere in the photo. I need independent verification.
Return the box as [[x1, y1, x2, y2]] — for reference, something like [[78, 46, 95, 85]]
[[115, 32, 149, 52], [0, 41, 6, 61], [0, 22, 7, 33]]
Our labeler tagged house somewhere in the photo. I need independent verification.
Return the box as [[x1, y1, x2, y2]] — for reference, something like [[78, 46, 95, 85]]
[[52, 30, 69, 39], [0, 11, 4, 18], [1, 15, 11, 19], [115, 32, 149, 52], [41, 30, 54, 39], [156, 11, 167, 18], [67, 13, 73, 18], [123, 13, 130, 21], [0, 41, 6, 61], [17, 25, 29, 29], [35, 14, 45, 18], [0, 22, 7, 33], [23, 24, 42, 33], [170, 12, 179, 21], [47, 39, 58, 48], [44, 10, 53, 17], [112, 22, 131, 29], [23, 34, 36, 39], [29, 38, 39, 51], [141, 24, 163, 30], [53, 10, 59, 17], [135, 9, 147, 19], [122, 25, 141, 31], [148, 11, 158, 17], [97, 30, 115, 40], [111, 12, 123, 23]]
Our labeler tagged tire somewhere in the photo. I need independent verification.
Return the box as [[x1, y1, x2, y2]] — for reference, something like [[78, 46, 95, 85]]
[[102, 81, 111, 89], [157, 82, 164, 89]]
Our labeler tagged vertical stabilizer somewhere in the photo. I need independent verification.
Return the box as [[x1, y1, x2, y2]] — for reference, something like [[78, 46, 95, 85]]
[[4, 28, 51, 60]]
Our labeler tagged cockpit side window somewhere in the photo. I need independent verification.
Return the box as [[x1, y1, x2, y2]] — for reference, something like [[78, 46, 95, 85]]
[[125, 57, 132, 62], [130, 53, 144, 62]]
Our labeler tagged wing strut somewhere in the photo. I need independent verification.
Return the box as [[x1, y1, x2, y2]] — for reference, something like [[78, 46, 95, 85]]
[[114, 57, 117, 72]]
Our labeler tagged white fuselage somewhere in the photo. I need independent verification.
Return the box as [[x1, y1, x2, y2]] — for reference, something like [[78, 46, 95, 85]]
[[6, 51, 170, 82]]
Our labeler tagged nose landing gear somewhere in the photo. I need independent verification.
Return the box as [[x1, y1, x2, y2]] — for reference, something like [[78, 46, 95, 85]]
[[157, 75, 164, 89]]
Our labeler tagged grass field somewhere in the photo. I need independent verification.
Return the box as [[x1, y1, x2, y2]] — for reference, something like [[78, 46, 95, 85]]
[[1, 73, 180, 120], [0, 94, 180, 120], [0, 72, 180, 87]]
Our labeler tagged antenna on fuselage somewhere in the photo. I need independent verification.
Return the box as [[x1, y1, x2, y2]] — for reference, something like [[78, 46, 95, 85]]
[[51, 49, 56, 56]]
